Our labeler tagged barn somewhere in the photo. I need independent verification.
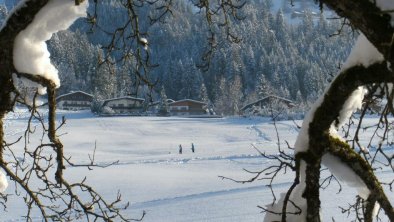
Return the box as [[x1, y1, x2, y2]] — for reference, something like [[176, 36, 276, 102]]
[[56, 91, 93, 110], [169, 99, 207, 116], [241, 95, 296, 116], [102, 96, 145, 114]]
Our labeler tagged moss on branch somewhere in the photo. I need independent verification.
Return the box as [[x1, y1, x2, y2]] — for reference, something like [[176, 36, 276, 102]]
[[328, 136, 394, 220]]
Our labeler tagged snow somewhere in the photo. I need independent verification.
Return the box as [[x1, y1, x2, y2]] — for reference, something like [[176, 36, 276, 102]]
[[293, 95, 324, 153], [342, 34, 384, 70], [13, 0, 88, 91], [336, 86, 367, 128], [0, 170, 7, 193], [263, 160, 307, 222], [1, 110, 392, 221], [139, 37, 148, 50], [322, 154, 369, 199], [271, 0, 326, 25]]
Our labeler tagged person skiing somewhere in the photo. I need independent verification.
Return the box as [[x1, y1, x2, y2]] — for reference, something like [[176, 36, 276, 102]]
[[179, 144, 183, 154], [191, 143, 195, 153]]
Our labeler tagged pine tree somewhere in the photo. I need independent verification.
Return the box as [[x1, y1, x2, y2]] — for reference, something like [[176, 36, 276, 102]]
[[158, 86, 170, 116], [257, 74, 273, 98], [214, 77, 227, 115], [199, 83, 209, 103], [92, 51, 116, 99], [0, 4, 7, 26], [116, 60, 134, 97], [229, 75, 244, 115]]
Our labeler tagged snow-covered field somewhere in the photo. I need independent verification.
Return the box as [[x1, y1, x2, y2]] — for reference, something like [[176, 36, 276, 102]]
[[1, 109, 393, 221]]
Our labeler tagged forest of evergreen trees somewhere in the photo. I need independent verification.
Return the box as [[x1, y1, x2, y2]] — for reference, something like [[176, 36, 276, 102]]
[[0, 0, 355, 115]]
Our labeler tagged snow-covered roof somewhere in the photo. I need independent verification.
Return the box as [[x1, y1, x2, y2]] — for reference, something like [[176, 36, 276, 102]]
[[169, 99, 207, 106], [56, 91, 93, 101], [241, 95, 295, 111], [102, 96, 145, 106]]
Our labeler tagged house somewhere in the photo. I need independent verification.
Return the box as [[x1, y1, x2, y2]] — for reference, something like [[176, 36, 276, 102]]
[[56, 91, 93, 110], [241, 95, 296, 116], [102, 96, 145, 114], [169, 99, 207, 116]]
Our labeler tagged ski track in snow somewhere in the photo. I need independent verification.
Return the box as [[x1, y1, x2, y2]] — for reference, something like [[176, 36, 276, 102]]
[[129, 168, 394, 211], [131, 182, 292, 209], [275, 121, 300, 133], [249, 125, 271, 141], [97, 118, 109, 131]]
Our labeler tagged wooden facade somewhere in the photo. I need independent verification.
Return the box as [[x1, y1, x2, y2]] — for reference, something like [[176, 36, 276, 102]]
[[169, 99, 207, 116], [102, 96, 145, 114], [56, 91, 93, 110]]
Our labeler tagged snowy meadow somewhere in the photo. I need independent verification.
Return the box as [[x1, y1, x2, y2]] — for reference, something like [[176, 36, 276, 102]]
[[2, 109, 393, 221]]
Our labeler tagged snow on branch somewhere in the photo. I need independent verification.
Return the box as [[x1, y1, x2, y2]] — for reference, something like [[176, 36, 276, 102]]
[[13, 0, 88, 91], [0, 171, 7, 193]]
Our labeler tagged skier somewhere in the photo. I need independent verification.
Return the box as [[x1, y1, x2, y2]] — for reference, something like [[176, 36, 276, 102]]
[[179, 144, 183, 154], [191, 143, 195, 153]]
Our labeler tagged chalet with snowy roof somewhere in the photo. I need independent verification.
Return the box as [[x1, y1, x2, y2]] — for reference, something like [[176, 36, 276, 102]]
[[102, 96, 145, 114], [169, 99, 207, 116], [241, 95, 296, 116], [56, 91, 93, 111]]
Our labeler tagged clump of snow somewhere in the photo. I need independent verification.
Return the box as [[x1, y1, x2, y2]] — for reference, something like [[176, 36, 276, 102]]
[[102, 106, 115, 114], [0, 170, 8, 193], [322, 154, 369, 199], [294, 95, 325, 153], [263, 161, 307, 222], [373, 202, 381, 219], [139, 37, 148, 50], [13, 0, 88, 91], [336, 86, 367, 129], [342, 34, 384, 70]]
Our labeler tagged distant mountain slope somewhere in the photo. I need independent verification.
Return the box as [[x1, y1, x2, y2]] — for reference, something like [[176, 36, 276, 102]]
[[2, 0, 355, 115]]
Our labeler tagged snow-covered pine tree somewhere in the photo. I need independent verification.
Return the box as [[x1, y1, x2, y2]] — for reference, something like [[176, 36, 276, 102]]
[[158, 86, 170, 116], [257, 73, 273, 98], [0, 4, 7, 26]]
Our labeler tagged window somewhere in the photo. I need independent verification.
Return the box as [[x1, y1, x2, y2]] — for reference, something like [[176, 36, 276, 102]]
[[176, 106, 188, 111]]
